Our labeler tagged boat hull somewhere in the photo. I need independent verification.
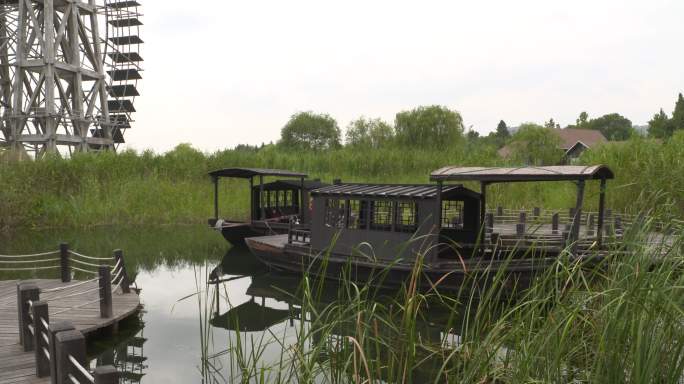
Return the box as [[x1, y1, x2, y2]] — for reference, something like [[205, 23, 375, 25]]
[[245, 235, 567, 294], [218, 222, 260, 245]]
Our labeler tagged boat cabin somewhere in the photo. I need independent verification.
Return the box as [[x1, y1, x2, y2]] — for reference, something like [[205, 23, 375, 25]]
[[250, 179, 328, 224], [305, 165, 616, 263], [309, 183, 482, 261], [208, 167, 325, 226]]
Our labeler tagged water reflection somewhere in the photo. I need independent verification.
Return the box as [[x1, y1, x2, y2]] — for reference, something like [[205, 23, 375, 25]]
[[1, 226, 476, 383], [207, 249, 474, 383]]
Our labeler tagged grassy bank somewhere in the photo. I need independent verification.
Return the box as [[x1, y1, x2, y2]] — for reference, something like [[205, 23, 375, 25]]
[[1, 135, 683, 230]]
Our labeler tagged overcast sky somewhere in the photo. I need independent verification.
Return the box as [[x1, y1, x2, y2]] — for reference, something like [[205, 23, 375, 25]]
[[125, 0, 684, 153]]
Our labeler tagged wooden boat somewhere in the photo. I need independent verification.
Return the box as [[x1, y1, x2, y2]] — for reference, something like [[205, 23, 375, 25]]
[[246, 165, 622, 292], [207, 167, 327, 245]]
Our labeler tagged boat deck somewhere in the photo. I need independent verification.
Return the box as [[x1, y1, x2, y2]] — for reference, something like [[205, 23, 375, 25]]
[[0, 279, 140, 384]]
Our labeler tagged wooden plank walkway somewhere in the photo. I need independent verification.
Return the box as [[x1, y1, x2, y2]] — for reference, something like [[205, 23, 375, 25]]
[[0, 279, 140, 384]]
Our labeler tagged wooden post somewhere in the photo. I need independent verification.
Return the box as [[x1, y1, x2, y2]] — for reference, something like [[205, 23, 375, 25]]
[[490, 232, 500, 246], [299, 176, 305, 219], [562, 231, 570, 248], [214, 281, 220, 317], [570, 180, 586, 253], [114, 249, 130, 294], [587, 214, 595, 236], [485, 212, 494, 233], [496, 206, 503, 217], [54, 330, 87, 384], [48, 321, 75, 384], [93, 365, 119, 384], [433, 181, 443, 262], [597, 178, 607, 246], [259, 175, 265, 220], [18, 283, 39, 351], [519, 211, 527, 224], [516, 223, 525, 237], [59, 243, 71, 283], [213, 176, 219, 220], [249, 177, 254, 221], [32, 300, 50, 377], [436, 181, 443, 228], [99, 265, 113, 318], [552, 213, 559, 233], [615, 216, 623, 234], [533, 207, 540, 217], [479, 182, 487, 236]]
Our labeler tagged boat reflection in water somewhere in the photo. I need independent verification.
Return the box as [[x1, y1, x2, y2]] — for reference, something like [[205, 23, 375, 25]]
[[208, 248, 488, 382]]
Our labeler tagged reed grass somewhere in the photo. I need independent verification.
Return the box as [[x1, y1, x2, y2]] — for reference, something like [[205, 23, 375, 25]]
[[1, 135, 682, 231], [199, 217, 683, 383]]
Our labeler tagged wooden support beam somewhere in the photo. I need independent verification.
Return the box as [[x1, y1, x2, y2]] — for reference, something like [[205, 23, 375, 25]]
[[300, 177, 305, 219], [248, 177, 254, 220], [597, 178, 607, 246], [98, 266, 112, 318], [479, 182, 487, 234], [533, 207, 541, 217], [516, 223, 525, 238], [213, 176, 219, 220], [259, 175, 265, 220], [59, 243, 71, 282], [48, 321, 75, 383], [552, 213, 559, 233], [485, 212, 494, 233], [570, 180, 586, 253], [54, 330, 87, 384], [32, 300, 50, 377], [113, 249, 130, 293], [18, 282, 39, 351]]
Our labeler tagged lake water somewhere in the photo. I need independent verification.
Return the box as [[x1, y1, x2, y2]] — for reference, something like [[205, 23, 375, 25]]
[[1, 225, 460, 383]]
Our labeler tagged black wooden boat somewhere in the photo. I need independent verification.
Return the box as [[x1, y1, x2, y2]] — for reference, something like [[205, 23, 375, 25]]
[[246, 165, 619, 292], [208, 167, 327, 245]]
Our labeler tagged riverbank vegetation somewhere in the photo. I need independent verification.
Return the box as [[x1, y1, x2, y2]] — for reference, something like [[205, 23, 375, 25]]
[[2, 95, 683, 230], [1, 131, 683, 230]]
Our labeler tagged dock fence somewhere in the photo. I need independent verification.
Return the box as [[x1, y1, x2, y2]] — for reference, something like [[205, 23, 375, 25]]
[[2, 244, 134, 383]]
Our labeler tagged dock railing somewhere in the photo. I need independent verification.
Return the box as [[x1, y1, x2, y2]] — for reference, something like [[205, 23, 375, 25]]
[[2, 244, 134, 383], [18, 283, 120, 383]]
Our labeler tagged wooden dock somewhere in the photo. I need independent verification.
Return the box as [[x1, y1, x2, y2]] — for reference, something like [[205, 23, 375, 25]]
[[0, 279, 140, 384]]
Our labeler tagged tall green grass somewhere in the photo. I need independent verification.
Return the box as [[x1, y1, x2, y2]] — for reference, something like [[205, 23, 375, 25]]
[[200, 219, 683, 383], [1, 135, 682, 230]]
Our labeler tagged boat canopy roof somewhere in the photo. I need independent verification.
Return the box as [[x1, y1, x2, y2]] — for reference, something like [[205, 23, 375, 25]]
[[210, 300, 292, 332], [254, 179, 328, 191], [311, 183, 479, 200], [208, 167, 307, 179], [430, 165, 614, 183]]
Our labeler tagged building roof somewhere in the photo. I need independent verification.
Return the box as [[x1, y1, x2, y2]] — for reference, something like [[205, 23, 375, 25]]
[[430, 165, 614, 182], [208, 167, 307, 179], [556, 128, 607, 150], [311, 183, 472, 199], [497, 128, 608, 158]]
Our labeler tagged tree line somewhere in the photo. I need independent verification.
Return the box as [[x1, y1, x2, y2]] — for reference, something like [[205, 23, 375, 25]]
[[274, 93, 684, 151]]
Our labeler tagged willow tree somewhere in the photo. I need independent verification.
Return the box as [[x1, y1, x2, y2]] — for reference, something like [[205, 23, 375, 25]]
[[394, 105, 464, 148]]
